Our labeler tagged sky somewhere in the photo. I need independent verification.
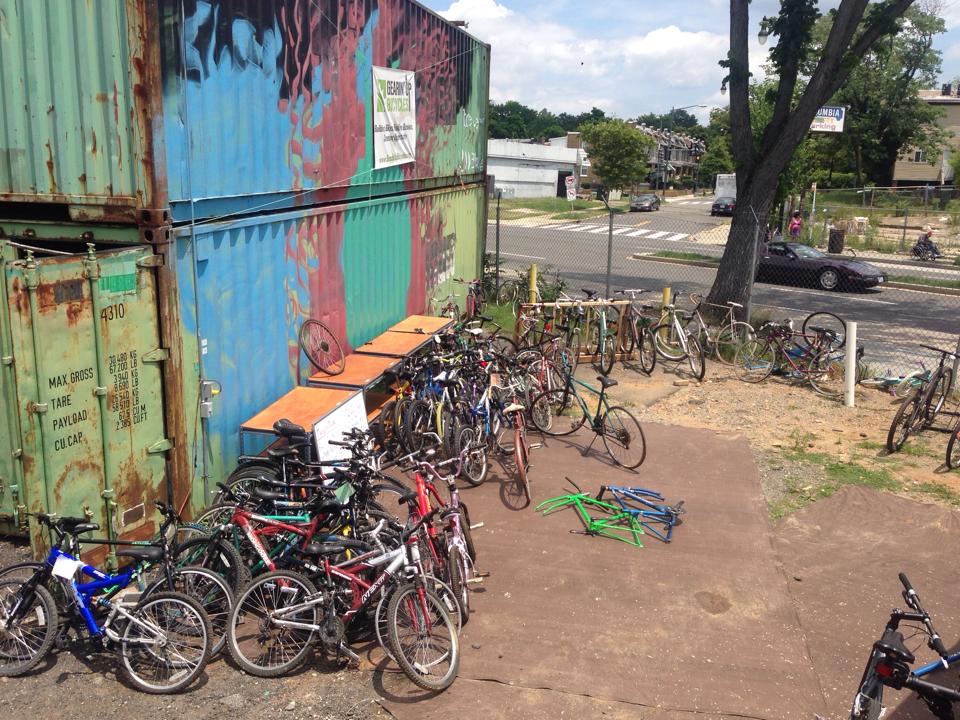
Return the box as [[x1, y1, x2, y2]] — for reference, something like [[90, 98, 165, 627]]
[[419, 0, 960, 123]]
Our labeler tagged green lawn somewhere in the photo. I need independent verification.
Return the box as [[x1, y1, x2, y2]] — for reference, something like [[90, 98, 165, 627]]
[[652, 251, 719, 263], [888, 274, 960, 290]]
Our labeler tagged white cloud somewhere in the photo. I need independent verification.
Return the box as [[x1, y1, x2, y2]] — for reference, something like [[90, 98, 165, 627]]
[[439, 0, 730, 118]]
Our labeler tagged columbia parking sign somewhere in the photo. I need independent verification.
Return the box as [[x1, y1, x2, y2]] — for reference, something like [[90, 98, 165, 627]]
[[811, 106, 845, 133]]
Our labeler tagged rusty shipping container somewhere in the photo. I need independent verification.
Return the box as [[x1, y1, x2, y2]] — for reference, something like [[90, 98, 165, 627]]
[[0, 239, 174, 560], [0, 0, 490, 224], [174, 183, 484, 507]]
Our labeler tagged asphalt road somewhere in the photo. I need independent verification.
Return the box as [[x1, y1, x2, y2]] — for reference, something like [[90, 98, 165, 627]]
[[488, 199, 960, 371]]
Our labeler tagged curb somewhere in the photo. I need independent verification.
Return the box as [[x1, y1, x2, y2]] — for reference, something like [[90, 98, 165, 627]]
[[630, 253, 960, 297]]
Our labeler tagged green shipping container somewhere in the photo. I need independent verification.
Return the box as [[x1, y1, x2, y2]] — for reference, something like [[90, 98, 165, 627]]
[[0, 241, 171, 562]]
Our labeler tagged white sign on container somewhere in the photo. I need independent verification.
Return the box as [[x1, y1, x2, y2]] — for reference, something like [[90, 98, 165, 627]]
[[373, 66, 417, 168], [312, 392, 370, 467]]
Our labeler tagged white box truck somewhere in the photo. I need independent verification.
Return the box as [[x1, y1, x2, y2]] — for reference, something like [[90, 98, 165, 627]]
[[714, 173, 736, 199]]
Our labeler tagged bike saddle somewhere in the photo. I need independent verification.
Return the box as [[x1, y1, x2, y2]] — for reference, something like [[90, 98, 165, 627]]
[[398, 490, 419, 506], [268, 445, 300, 459], [503, 402, 525, 413], [313, 499, 343, 517], [302, 538, 370, 557], [598, 376, 618, 389], [874, 630, 915, 664], [59, 516, 99, 534], [253, 487, 287, 502], [273, 418, 308, 438], [116, 546, 164, 564]]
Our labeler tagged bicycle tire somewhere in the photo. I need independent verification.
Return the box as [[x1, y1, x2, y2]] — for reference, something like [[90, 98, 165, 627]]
[[142, 566, 233, 657], [893, 372, 926, 399], [599, 333, 617, 376], [809, 350, 846, 399], [0, 580, 58, 677], [800, 312, 846, 349], [404, 399, 435, 452], [638, 327, 657, 375], [227, 570, 318, 677], [446, 545, 470, 626], [298, 319, 346, 375], [457, 426, 487, 486], [459, 503, 478, 563], [924, 368, 953, 426], [601, 406, 647, 469], [714, 322, 755, 365], [217, 464, 282, 505], [563, 328, 582, 375], [530, 388, 587, 436], [386, 583, 460, 692], [173, 535, 251, 592], [623, 313, 637, 354], [119, 590, 211, 694], [734, 339, 776, 383], [686, 334, 707, 381], [651, 321, 687, 361], [886, 393, 922, 453], [514, 423, 531, 503], [947, 427, 960, 470]]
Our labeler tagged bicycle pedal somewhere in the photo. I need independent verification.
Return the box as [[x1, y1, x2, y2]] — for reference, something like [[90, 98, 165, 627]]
[[529, 443, 543, 450], [338, 642, 361, 665], [466, 577, 485, 585], [469, 522, 485, 530]]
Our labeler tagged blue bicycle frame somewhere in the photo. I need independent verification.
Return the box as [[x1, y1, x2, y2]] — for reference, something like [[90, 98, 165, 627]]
[[597, 485, 684, 543], [914, 652, 960, 678], [44, 546, 136, 636]]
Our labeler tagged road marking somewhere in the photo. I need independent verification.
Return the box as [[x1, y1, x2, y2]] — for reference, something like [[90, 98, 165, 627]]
[[647, 231, 669, 239], [566, 224, 602, 232], [612, 228, 632, 235], [774, 287, 896, 305], [500, 252, 546, 260], [664, 233, 689, 242], [587, 227, 610, 233], [626, 229, 650, 237]]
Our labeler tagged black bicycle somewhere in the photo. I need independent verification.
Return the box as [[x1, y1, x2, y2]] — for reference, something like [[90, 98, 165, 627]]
[[849, 572, 960, 720], [886, 345, 957, 454]]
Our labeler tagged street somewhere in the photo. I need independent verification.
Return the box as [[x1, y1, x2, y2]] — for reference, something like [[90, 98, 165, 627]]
[[488, 198, 960, 370]]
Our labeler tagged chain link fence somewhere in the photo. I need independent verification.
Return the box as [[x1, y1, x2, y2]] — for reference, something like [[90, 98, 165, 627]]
[[487, 191, 960, 376]]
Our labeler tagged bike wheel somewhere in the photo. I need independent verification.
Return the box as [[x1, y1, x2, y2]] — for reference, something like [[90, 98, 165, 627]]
[[145, 567, 233, 657], [496, 280, 517, 308], [530, 388, 587, 436], [173, 536, 251, 593], [734, 339, 776, 383], [386, 583, 460, 692], [563, 328, 582, 375], [298, 319, 346, 375], [809, 351, 846, 399], [119, 590, 211, 694], [228, 570, 318, 677], [404, 399, 435, 452], [947, 427, 960, 470], [886, 393, 922, 453], [459, 503, 478, 563], [651, 322, 687, 361], [0, 580, 58, 677], [800, 312, 846, 349], [514, 423, 531, 503], [457, 426, 487, 486], [637, 327, 657, 375], [446, 545, 470, 626], [216, 464, 282, 506], [924, 368, 953, 426], [686, 334, 707, 381], [714, 322, 755, 365], [601, 406, 647, 469], [599, 333, 617, 376]]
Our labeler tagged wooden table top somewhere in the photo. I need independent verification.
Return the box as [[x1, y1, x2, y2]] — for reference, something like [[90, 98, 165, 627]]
[[387, 315, 454, 334], [308, 353, 400, 389], [354, 330, 434, 358], [240, 386, 359, 433]]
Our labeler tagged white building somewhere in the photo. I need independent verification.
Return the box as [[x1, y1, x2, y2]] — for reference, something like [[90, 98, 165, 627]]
[[487, 133, 589, 198]]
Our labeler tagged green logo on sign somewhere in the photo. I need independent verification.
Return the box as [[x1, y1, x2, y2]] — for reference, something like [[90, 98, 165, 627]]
[[376, 79, 387, 112]]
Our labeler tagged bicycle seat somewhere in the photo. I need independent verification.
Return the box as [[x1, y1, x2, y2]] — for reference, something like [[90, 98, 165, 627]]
[[314, 499, 344, 517], [503, 402, 525, 413], [581, 288, 599, 298], [116, 546, 164, 564], [253, 487, 287, 502], [268, 445, 300, 459], [726, 301, 743, 309], [597, 376, 618, 389], [273, 418, 308, 438], [302, 537, 370, 557], [60, 516, 99, 534], [874, 630, 915, 664]]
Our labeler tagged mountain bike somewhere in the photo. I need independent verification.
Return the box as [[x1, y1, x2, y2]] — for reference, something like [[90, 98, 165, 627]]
[[886, 345, 957, 453], [0, 513, 212, 693], [613, 289, 657, 375], [530, 374, 646, 469], [849, 572, 960, 720]]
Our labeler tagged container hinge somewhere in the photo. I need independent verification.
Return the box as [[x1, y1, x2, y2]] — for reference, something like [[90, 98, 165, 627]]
[[93, 386, 107, 397], [136, 254, 164, 268], [142, 348, 169, 363], [29, 402, 48, 414], [1, 355, 12, 366], [147, 439, 172, 454], [12, 449, 22, 459], [101, 488, 115, 500]]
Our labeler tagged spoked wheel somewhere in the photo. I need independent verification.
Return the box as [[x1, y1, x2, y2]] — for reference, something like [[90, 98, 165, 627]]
[[686, 335, 707, 381], [298, 319, 346, 375], [714, 322, 755, 365], [172, 536, 251, 593], [530, 388, 587, 436], [446, 546, 470, 626], [808, 351, 846, 399], [144, 567, 234, 657], [886, 393, 922, 453], [386, 583, 460, 692], [599, 334, 617, 376], [734, 339, 776, 383], [651, 322, 687, 361], [924, 369, 953, 426], [637, 327, 657, 375], [947, 428, 960, 470], [601, 406, 646, 469], [514, 421, 531, 503], [457, 426, 488, 486], [119, 590, 211, 694], [0, 580, 58, 677], [228, 571, 318, 677]]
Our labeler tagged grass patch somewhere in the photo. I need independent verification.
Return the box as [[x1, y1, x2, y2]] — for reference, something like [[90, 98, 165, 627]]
[[652, 251, 719, 262], [549, 210, 609, 221], [888, 274, 960, 290], [955, 257, 960, 267], [914, 482, 960, 505], [498, 209, 535, 221], [856, 439, 885, 451], [482, 301, 518, 333]]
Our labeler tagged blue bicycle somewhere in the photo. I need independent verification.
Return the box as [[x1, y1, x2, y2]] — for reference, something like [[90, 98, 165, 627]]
[[0, 512, 212, 693], [595, 485, 685, 543]]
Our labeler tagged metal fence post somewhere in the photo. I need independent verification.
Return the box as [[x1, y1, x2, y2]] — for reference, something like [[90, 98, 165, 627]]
[[604, 209, 614, 299], [845, 321, 858, 408], [952, 334, 960, 394], [901, 210, 908, 251], [495, 190, 502, 295]]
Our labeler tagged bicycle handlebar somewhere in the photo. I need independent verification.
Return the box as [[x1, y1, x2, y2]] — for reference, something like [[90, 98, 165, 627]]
[[899, 572, 948, 659], [918, 344, 960, 360]]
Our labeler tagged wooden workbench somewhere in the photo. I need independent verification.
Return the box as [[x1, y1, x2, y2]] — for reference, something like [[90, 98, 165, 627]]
[[308, 353, 400, 389], [354, 330, 436, 358], [387, 314, 454, 335]]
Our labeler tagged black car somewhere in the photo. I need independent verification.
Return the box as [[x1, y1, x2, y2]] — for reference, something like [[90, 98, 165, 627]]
[[630, 193, 660, 212], [757, 241, 886, 291], [711, 196, 735, 216]]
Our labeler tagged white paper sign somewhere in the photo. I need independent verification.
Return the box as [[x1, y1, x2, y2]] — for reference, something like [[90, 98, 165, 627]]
[[373, 66, 416, 168], [312, 392, 370, 467], [52, 556, 82, 580]]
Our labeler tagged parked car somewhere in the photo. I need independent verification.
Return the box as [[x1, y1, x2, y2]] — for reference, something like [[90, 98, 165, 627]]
[[630, 193, 660, 212], [711, 197, 736, 216], [756, 241, 886, 291]]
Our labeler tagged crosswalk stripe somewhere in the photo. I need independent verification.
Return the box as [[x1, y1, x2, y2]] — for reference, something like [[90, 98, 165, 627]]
[[626, 229, 649, 237], [587, 227, 609, 233], [553, 224, 582, 230], [566, 224, 601, 232], [647, 231, 669, 239], [612, 228, 631, 235], [665, 233, 688, 242]]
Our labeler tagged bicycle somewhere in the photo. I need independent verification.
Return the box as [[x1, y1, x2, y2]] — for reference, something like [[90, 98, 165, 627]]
[[454, 277, 485, 319], [0, 513, 212, 692], [848, 572, 960, 720], [686, 292, 756, 364], [649, 300, 707, 381], [595, 485, 685, 543], [529, 373, 646, 469], [886, 344, 957, 453], [613, 289, 657, 376], [535, 478, 646, 547]]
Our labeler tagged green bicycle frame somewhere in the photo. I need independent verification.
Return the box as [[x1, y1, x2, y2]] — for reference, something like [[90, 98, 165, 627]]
[[536, 492, 645, 547]]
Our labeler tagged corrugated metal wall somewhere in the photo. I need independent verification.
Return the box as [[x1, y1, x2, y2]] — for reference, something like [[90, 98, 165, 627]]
[[175, 183, 484, 504]]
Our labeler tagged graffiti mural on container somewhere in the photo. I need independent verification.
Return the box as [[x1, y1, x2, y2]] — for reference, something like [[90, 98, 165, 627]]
[[161, 0, 489, 218]]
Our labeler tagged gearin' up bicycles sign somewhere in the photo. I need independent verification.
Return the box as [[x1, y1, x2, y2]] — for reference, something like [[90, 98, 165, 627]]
[[373, 66, 417, 168]]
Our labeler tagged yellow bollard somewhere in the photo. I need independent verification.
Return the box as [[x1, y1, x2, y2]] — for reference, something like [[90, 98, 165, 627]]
[[528, 264, 538, 304], [659, 286, 672, 344]]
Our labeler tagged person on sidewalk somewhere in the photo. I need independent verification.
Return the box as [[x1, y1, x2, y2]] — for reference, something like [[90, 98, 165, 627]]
[[914, 226, 942, 259], [788, 211, 803, 239]]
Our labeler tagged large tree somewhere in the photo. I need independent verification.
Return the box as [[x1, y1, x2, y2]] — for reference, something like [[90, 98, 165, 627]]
[[580, 120, 656, 192], [708, 0, 919, 314]]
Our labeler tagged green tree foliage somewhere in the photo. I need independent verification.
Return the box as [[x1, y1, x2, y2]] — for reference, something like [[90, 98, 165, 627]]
[[580, 120, 656, 192], [487, 102, 609, 138]]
